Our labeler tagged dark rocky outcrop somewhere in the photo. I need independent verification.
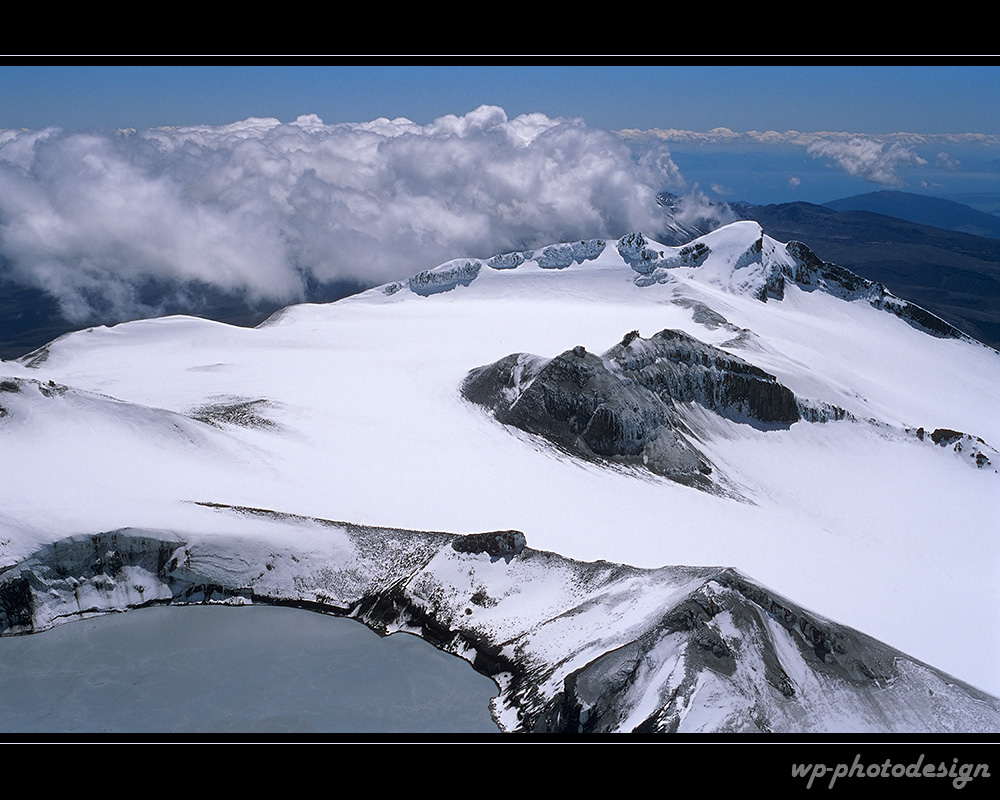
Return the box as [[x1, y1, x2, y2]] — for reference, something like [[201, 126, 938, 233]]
[[407, 260, 482, 296], [534, 567, 924, 733], [451, 530, 527, 563], [188, 397, 278, 429], [617, 232, 710, 277], [0, 530, 184, 635], [462, 328, 800, 491], [536, 239, 607, 269], [603, 329, 800, 425], [922, 428, 995, 470], [771, 238, 978, 342]]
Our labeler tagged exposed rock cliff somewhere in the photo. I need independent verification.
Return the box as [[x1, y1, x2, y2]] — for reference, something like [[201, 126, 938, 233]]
[[461, 328, 800, 490]]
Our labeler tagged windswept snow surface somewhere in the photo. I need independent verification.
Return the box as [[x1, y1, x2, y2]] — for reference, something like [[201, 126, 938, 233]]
[[1, 221, 998, 709]]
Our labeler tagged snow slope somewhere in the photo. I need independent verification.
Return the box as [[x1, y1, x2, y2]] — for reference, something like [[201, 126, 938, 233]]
[[1, 221, 998, 721]]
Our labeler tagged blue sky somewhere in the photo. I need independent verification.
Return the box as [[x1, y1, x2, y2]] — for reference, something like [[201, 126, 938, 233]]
[[2, 64, 998, 134]]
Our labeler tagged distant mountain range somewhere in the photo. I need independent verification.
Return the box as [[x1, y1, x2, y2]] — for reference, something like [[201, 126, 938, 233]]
[[732, 194, 1000, 350], [822, 190, 1000, 239]]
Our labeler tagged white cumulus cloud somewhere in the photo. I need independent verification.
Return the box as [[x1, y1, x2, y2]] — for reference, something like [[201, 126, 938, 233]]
[[935, 151, 961, 170], [0, 106, 686, 322], [805, 136, 928, 187]]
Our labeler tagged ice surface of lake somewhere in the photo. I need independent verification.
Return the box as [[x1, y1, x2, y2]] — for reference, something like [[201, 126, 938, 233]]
[[0, 604, 501, 735]]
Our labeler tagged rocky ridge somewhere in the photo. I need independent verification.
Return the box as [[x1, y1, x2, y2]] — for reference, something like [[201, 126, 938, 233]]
[[462, 328, 805, 491], [1, 506, 997, 734]]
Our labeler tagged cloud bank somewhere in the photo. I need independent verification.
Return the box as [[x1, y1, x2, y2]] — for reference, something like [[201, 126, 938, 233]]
[[618, 127, 1000, 149], [619, 127, 998, 192], [0, 106, 685, 323], [805, 137, 928, 187]]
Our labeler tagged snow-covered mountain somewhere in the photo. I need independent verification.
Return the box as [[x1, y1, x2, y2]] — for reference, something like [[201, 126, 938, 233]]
[[1, 221, 998, 733]]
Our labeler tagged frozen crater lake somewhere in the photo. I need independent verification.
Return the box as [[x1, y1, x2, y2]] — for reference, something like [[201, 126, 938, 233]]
[[0, 605, 501, 735]]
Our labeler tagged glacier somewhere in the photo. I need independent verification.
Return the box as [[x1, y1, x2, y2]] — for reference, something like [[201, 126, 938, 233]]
[[1, 220, 998, 733]]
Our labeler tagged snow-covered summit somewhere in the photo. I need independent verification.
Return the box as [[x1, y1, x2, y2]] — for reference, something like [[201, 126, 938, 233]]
[[363, 221, 974, 346]]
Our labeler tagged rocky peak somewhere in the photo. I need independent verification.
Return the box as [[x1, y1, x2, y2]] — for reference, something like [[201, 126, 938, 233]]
[[461, 328, 801, 491]]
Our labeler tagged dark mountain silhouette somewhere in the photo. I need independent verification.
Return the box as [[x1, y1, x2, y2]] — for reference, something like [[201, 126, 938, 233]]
[[823, 190, 1000, 239], [0, 276, 368, 361]]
